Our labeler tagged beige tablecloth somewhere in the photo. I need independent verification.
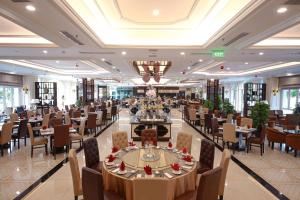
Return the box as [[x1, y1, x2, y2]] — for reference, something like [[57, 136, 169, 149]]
[[102, 161, 197, 200]]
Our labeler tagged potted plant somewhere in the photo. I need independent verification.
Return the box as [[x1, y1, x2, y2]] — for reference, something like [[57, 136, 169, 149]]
[[223, 99, 235, 116], [250, 101, 270, 131], [204, 100, 214, 111]]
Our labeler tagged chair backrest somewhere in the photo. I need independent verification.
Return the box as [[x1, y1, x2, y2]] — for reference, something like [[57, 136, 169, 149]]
[[204, 114, 212, 128], [79, 119, 86, 136], [197, 167, 222, 200], [265, 127, 285, 142], [69, 149, 82, 196], [86, 114, 97, 129], [176, 132, 193, 153], [101, 109, 107, 123], [132, 178, 170, 200], [65, 105, 69, 112], [111, 106, 117, 116], [42, 114, 50, 128], [0, 122, 12, 144], [43, 108, 50, 115], [83, 137, 100, 168], [10, 113, 18, 122], [49, 118, 62, 128], [96, 111, 103, 125], [84, 105, 89, 117], [112, 131, 128, 149], [18, 119, 28, 137], [223, 123, 236, 143], [82, 167, 104, 200], [218, 149, 231, 196], [211, 118, 219, 135], [89, 107, 96, 112], [53, 125, 69, 147], [72, 111, 81, 118], [240, 117, 253, 128], [286, 134, 300, 150], [200, 139, 215, 170], [141, 129, 157, 146], [27, 123, 35, 144], [188, 109, 197, 121], [226, 114, 233, 123], [65, 114, 71, 125], [69, 108, 74, 118], [56, 111, 63, 119]]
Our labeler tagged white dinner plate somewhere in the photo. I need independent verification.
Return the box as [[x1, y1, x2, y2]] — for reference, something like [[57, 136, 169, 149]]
[[117, 170, 127, 175], [172, 170, 182, 175]]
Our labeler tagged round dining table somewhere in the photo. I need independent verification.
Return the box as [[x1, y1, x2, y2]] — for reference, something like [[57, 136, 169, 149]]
[[102, 146, 197, 200]]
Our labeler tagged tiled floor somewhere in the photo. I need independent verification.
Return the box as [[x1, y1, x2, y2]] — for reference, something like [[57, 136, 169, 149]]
[[23, 109, 277, 200], [193, 121, 300, 200]]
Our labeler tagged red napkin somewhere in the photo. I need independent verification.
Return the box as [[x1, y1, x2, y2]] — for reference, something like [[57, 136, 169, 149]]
[[168, 142, 172, 148], [182, 147, 187, 154], [247, 125, 251, 129], [183, 155, 193, 162], [42, 125, 47, 130], [144, 165, 152, 175], [128, 142, 136, 146], [171, 163, 180, 171], [119, 161, 125, 171], [112, 146, 119, 153], [107, 154, 115, 162]]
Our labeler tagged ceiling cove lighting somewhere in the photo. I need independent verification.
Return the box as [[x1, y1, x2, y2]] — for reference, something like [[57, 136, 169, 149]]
[[254, 38, 300, 47], [193, 62, 300, 76], [0, 60, 109, 75], [259, 52, 264, 55], [131, 78, 169, 85], [25, 5, 36, 12], [121, 51, 127, 55], [180, 52, 185, 55], [277, 7, 287, 14], [42, 50, 48, 54]]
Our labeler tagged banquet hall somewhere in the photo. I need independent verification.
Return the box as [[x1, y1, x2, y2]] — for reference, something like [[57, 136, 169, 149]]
[[0, 0, 300, 200]]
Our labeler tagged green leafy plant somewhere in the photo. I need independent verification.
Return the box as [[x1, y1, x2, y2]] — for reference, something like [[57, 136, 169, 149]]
[[223, 99, 235, 115], [250, 101, 270, 129], [217, 95, 223, 110], [204, 100, 214, 111]]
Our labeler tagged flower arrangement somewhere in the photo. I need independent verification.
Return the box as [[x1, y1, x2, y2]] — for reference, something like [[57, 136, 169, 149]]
[[146, 89, 156, 98]]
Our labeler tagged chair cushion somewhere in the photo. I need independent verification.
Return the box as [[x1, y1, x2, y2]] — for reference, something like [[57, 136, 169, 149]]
[[33, 137, 48, 145], [175, 190, 197, 200], [70, 133, 83, 141]]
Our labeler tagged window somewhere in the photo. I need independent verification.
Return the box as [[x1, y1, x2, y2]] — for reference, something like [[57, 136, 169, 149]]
[[281, 88, 300, 114], [0, 85, 22, 112]]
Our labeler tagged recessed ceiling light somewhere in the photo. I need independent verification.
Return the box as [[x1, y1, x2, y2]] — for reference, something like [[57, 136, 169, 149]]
[[259, 52, 264, 55], [152, 9, 160, 16], [187, 66, 191, 70], [226, 67, 230, 70], [16, 191, 20, 195], [56, 60, 60, 64], [286, 73, 293, 76], [42, 50, 48, 54], [25, 5, 36, 12], [180, 52, 185, 55], [101, 58, 105, 61], [112, 66, 116, 69], [277, 7, 287, 14], [121, 51, 126, 55], [198, 59, 203, 62], [245, 62, 249, 65]]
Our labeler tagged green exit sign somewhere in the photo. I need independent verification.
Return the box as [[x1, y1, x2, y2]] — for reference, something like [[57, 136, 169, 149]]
[[212, 50, 225, 58]]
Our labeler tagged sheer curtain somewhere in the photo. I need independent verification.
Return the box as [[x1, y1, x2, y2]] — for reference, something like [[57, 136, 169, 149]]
[[0, 85, 22, 113]]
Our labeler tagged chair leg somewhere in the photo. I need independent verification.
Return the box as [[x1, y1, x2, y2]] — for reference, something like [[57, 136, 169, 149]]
[[260, 144, 263, 156], [75, 196, 78, 200], [53, 147, 56, 160], [18, 138, 20, 149], [31, 146, 33, 157], [45, 144, 48, 155], [232, 143, 235, 154], [24, 137, 26, 146], [295, 150, 297, 157], [271, 142, 274, 149], [219, 195, 223, 200], [1, 145, 3, 156]]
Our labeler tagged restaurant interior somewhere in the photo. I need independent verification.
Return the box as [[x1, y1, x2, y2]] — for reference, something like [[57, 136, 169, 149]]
[[0, 0, 300, 200]]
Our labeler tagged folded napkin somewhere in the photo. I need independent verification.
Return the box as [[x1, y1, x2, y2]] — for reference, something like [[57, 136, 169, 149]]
[[182, 147, 188, 154], [128, 141, 136, 146], [171, 163, 180, 171], [168, 142, 173, 148], [183, 155, 193, 162], [112, 146, 119, 153], [107, 154, 116, 162], [164, 172, 173, 179], [144, 165, 152, 175], [119, 161, 125, 171]]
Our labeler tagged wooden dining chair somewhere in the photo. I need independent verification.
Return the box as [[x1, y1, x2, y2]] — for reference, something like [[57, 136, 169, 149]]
[[32, 114, 50, 132], [240, 117, 253, 128], [83, 137, 102, 172], [28, 123, 48, 157], [10, 113, 19, 123], [12, 119, 28, 149], [247, 128, 265, 156], [0, 122, 13, 156], [222, 123, 238, 154], [53, 125, 70, 159], [85, 114, 97, 136], [70, 119, 85, 148], [211, 118, 223, 143], [141, 129, 157, 146], [176, 132, 192, 153], [112, 131, 128, 149], [96, 111, 103, 131], [218, 150, 231, 200], [69, 149, 82, 200], [198, 139, 215, 174]]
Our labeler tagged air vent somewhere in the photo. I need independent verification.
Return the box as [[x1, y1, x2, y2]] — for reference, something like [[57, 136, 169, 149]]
[[59, 31, 84, 45], [79, 51, 115, 55], [148, 49, 158, 52], [190, 52, 211, 56], [11, 0, 31, 2], [224, 32, 249, 46], [285, 0, 300, 5], [104, 61, 113, 66]]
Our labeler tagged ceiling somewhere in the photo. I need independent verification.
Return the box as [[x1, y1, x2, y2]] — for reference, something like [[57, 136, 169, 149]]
[[0, 0, 299, 86]]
